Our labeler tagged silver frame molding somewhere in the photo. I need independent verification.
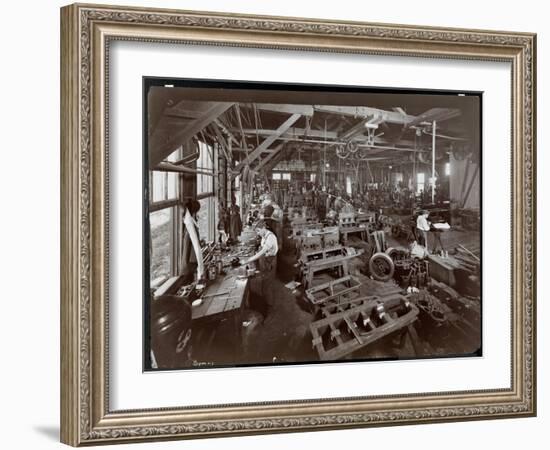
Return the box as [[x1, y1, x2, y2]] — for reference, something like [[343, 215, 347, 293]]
[[60, 3, 536, 446]]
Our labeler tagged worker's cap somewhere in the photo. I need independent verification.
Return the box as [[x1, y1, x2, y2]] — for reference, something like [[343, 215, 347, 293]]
[[254, 219, 268, 229]]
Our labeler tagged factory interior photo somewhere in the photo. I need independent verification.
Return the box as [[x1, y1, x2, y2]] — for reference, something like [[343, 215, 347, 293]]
[[145, 81, 482, 370]]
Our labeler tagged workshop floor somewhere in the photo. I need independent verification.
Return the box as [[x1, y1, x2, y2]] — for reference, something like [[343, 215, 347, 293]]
[[192, 227, 481, 368], [237, 262, 421, 365]]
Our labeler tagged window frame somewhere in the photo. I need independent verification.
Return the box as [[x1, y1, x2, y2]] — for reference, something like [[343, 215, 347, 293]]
[[196, 140, 217, 242], [148, 147, 184, 288]]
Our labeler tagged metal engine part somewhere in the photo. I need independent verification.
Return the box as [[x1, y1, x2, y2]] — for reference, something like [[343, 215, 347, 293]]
[[368, 252, 395, 282]]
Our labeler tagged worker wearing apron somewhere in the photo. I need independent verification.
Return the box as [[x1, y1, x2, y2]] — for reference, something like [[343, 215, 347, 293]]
[[261, 196, 283, 250], [416, 210, 431, 249], [241, 220, 279, 320]]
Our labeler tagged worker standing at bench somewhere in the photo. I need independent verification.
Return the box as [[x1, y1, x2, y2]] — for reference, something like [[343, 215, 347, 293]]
[[261, 195, 283, 250], [241, 220, 279, 321], [416, 210, 431, 250]]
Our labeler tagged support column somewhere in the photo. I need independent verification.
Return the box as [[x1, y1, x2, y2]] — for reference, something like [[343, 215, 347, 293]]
[[432, 120, 436, 204]]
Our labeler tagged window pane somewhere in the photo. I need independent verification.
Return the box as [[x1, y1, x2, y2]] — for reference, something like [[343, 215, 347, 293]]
[[152, 171, 178, 202], [417, 173, 425, 194], [197, 197, 216, 242], [167, 172, 178, 199], [150, 208, 173, 285], [152, 172, 166, 202], [197, 142, 214, 195]]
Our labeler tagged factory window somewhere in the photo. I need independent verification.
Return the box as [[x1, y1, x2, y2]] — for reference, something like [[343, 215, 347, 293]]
[[151, 147, 181, 203], [417, 173, 425, 194], [151, 172, 178, 202], [282, 172, 291, 181], [196, 141, 216, 243], [445, 162, 451, 176], [197, 197, 217, 242], [197, 141, 214, 196], [346, 176, 352, 195], [149, 147, 183, 287], [150, 207, 175, 287]]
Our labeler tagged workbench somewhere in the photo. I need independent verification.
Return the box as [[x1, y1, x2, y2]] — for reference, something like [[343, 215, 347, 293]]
[[427, 254, 462, 287], [339, 224, 368, 245], [191, 272, 249, 352], [193, 274, 248, 320]]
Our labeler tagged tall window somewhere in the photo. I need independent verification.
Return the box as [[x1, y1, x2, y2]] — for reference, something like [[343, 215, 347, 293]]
[[151, 148, 180, 203], [196, 141, 216, 242], [150, 208, 175, 286], [149, 147, 181, 287], [417, 173, 425, 194], [346, 176, 352, 195], [445, 162, 451, 176], [151, 172, 178, 202], [197, 142, 214, 196]]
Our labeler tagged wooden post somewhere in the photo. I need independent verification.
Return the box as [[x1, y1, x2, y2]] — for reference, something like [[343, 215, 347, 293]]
[[432, 120, 436, 204]]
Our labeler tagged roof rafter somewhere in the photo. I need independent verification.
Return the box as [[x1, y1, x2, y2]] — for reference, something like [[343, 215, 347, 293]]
[[232, 113, 302, 177]]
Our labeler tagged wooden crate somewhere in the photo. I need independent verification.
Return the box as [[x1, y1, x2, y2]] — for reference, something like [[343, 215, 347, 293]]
[[305, 275, 362, 305], [310, 294, 418, 361]]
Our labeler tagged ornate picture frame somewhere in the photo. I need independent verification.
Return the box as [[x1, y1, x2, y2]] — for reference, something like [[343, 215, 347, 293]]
[[60, 3, 536, 446]]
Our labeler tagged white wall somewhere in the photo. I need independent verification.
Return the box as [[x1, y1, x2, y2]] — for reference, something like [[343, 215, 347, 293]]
[[0, 1, 546, 449]]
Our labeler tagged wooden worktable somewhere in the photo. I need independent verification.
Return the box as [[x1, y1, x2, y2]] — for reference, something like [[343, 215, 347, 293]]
[[192, 272, 249, 322], [190, 271, 250, 362]]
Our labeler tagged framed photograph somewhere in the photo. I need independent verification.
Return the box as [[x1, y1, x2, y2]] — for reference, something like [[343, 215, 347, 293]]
[[60, 3, 536, 446]]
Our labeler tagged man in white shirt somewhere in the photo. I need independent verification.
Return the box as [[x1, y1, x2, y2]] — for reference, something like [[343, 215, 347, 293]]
[[241, 219, 279, 265], [261, 197, 283, 249], [416, 210, 431, 249], [241, 220, 279, 321]]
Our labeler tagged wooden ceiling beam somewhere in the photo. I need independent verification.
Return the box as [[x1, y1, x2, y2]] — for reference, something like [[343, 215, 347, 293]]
[[253, 103, 314, 116], [262, 148, 289, 173], [340, 119, 370, 140], [232, 113, 302, 177], [314, 105, 416, 124], [255, 144, 285, 171], [405, 108, 461, 128], [230, 127, 338, 140], [150, 102, 234, 168]]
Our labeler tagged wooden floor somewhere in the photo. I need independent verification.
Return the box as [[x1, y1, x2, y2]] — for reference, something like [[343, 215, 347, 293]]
[[190, 225, 481, 367]]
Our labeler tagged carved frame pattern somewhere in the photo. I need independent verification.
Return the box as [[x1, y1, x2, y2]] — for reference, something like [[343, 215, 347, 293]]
[[60, 3, 536, 446]]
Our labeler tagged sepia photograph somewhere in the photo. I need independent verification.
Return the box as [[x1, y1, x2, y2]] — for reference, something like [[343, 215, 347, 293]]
[[144, 79, 482, 371]]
